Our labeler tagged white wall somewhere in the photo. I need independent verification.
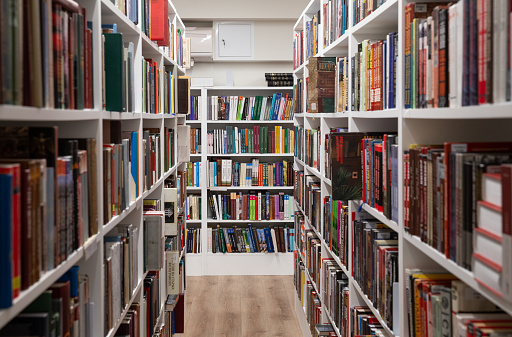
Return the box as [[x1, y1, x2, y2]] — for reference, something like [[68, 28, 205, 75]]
[[187, 61, 293, 87], [173, 0, 309, 20]]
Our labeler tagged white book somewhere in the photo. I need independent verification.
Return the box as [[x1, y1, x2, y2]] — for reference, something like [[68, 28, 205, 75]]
[[207, 228, 212, 252], [163, 188, 178, 235], [226, 159, 232, 186], [212, 195, 220, 220], [494, 0, 508, 103], [284, 227, 288, 252], [270, 228, 278, 254], [235, 196, 240, 220], [234, 126, 239, 153], [261, 97, 267, 120], [241, 163, 246, 187], [199, 162, 202, 187], [230, 96, 235, 120], [218, 194, 222, 219], [166, 250, 180, 294], [448, 3, 459, 107]]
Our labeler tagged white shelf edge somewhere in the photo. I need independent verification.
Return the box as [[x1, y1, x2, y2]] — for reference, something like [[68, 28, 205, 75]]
[[324, 306, 342, 337], [206, 219, 294, 223], [206, 120, 295, 124], [105, 271, 148, 337], [0, 105, 101, 121], [103, 111, 142, 120], [355, 201, 400, 233], [351, 0, 399, 36], [201, 86, 293, 90], [403, 233, 512, 317], [403, 105, 512, 119], [350, 109, 399, 119], [206, 252, 293, 256], [142, 175, 165, 199], [351, 278, 397, 337], [0, 248, 84, 327], [103, 199, 139, 234], [208, 186, 294, 191], [207, 153, 294, 157]]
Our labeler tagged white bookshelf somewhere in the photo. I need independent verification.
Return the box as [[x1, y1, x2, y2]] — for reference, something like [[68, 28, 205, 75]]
[[292, 0, 512, 336], [184, 86, 296, 276], [0, 0, 189, 335]]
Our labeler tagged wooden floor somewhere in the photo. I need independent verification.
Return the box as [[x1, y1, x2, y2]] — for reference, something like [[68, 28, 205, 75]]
[[181, 275, 302, 337]]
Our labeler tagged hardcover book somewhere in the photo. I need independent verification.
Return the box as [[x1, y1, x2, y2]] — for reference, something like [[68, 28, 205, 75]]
[[307, 57, 336, 113]]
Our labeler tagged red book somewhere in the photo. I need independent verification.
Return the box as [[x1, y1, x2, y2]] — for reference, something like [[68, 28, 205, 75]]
[[477, 0, 492, 104], [50, 281, 71, 337], [84, 28, 93, 109], [150, 0, 168, 44], [242, 195, 247, 220], [174, 293, 185, 333]]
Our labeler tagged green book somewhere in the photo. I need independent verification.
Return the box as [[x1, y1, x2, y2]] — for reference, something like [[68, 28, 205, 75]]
[[103, 33, 124, 112], [236, 98, 243, 120], [255, 96, 262, 120], [241, 229, 250, 252], [219, 227, 226, 253], [284, 129, 288, 153], [261, 127, 267, 153]]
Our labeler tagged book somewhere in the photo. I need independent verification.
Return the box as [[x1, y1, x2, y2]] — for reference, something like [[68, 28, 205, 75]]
[[307, 57, 336, 113]]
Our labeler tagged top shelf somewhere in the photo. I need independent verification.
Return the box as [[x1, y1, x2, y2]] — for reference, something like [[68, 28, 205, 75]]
[[351, 0, 399, 37], [196, 86, 293, 91]]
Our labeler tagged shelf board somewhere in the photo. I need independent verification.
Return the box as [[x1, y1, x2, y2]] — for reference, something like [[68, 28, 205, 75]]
[[206, 252, 292, 256], [0, 247, 84, 328], [142, 175, 166, 199], [185, 120, 202, 124], [324, 306, 342, 337], [322, 31, 350, 56], [186, 187, 202, 192], [100, 0, 139, 36], [324, 177, 332, 186], [103, 199, 139, 234], [321, 238, 349, 277], [294, 157, 305, 166], [103, 111, 142, 120], [186, 220, 202, 224], [142, 113, 165, 120], [304, 164, 323, 181], [0, 105, 101, 121], [141, 33, 163, 58], [294, 113, 305, 118], [295, 200, 305, 216], [351, 0, 399, 37], [204, 86, 293, 91], [163, 114, 176, 119], [209, 186, 294, 191], [207, 219, 294, 223], [351, 279, 396, 337], [207, 153, 294, 157], [350, 109, 399, 119], [294, 295, 313, 337], [403, 233, 512, 317], [207, 120, 294, 124], [105, 272, 148, 337], [305, 112, 349, 118], [176, 114, 188, 118], [293, 63, 306, 76], [403, 104, 512, 119], [355, 201, 400, 233]]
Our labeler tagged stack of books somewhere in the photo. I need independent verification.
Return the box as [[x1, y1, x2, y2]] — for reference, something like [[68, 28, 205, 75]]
[[265, 73, 293, 87]]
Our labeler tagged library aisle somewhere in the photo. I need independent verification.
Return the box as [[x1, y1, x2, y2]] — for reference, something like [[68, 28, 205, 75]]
[[183, 276, 301, 337]]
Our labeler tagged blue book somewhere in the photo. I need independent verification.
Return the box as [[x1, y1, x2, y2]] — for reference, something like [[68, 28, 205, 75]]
[[130, 132, 138, 199], [289, 228, 295, 251], [0, 167, 13, 308], [101, 24, 117, 33], [264, 228, 274, 253], [223, 195, 228, 219], [58, 265, 79, 297], [388, 33, 396, 109], [269, 94, 277, 119], [195, 163, 199, 187], [213, 161, 217, 187], [130, 0, 138, 24], [247, 224, 256, 252], [342, 2, 346, 35], [272, 93, 282, 120]]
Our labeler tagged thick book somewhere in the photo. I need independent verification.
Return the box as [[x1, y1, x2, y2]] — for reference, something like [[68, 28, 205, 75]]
[[103, 33, 124, 112], [177, 76, 190, 114], [307, 57, 336, 113]]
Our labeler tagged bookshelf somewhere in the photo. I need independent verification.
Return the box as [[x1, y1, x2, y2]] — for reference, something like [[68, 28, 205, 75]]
[[0, 0, 189, 335], [185, 86, 296, 276], [293, 0, 512, 337]]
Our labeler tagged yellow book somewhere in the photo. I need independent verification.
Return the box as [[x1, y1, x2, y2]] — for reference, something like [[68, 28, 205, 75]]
[[171, 75, 175, 114]]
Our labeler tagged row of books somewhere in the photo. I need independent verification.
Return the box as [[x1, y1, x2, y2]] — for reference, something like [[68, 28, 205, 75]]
[[337, 57, 350, 113], [404, 1, 512, 109], [189, 128, 201, 154], [294, 126, 305, 163], [295, 256, 323, 337], [187, 96, 201, 120], [207, 192, 295, 221], [405, 269, 512, 337], [186, 195, 202, 221], [352, 219, 398, 330], [306, 10, 321, 60], [143, 211, 165, 272], [103, 128, 138, 225], [111, 0, 138, 25], [104, 224, 140, 334], [353, 0, 390, 26], [304, 128, 321, 171], [323, 198, 348, 266], [1, 0, 94, 109], [0, 127, 99, 307], [402, 142, 512, 276], [0, 266, 92, 337], [304, 176, 321, 230], [206, 225, 295, 253], [351, 307, 387, 337], [186, 227, 201, 254], [207, 159, 294, 188], [207, 126, 294, 155], [142, 57, 159, 114], [321, 258, 349, 336], [294, 171, 305, 208], [187, 162, 201, 187], [206, 94, 294, 121], [323, 0, 349, 48], [353, 33, 398, 111], [265, 73, 293, 87]]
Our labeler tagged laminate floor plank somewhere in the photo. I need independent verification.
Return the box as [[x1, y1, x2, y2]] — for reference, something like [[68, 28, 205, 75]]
[[182, 275, 301, 337]]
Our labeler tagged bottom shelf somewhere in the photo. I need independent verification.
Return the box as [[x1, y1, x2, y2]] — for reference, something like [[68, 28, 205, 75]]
[[294, 294, 313, 337], [185, 252, 294, 276]]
